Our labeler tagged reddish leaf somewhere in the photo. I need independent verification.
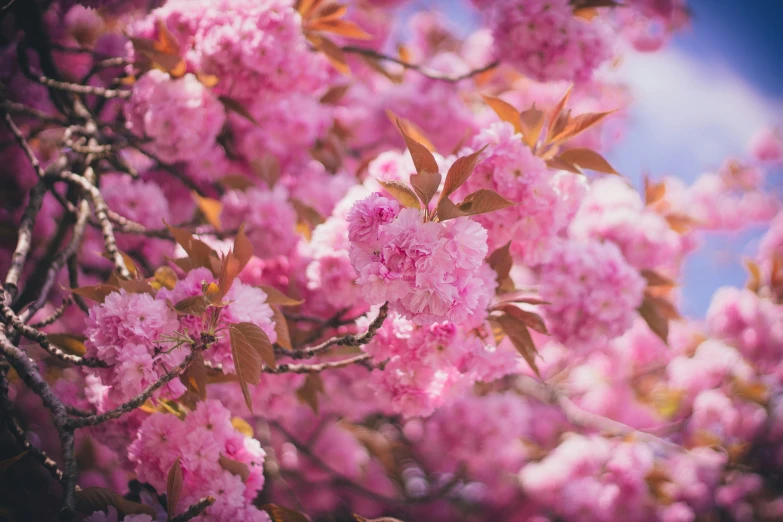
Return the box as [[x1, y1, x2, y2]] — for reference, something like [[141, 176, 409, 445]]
[[251, 156, 281, 188], [487, 242, 514, 293], [154, 266, 178, 290], [665, 213, 700, 234], [181, 352, 207, 401], [71, 284, 119, 303], [271, 306, 292, 350], [217, 252, 241, 300], [459, 189, 515, 215], [118, 279, 154, 295], [386, 111, 435, 151], [508, 296, 551, 305], [519, 105, 545, 148], [219, 175, 256, 192], [309, 19, 372, 40], [744, 259, 762, 292], [377, 180, 421, 209], [556, 148, 618, 175], [644, 177, 667, 206], [320, 84, 350, 104], [229, 324, 265, 412], [296, 373, 325, 414], [219, 96, 258, 124], [410, 170, 442, 208], [549, 110, 617, 144], [219, 454, 250, 482], [436, 197, 468, 221], [641, 269, 676, 288], [496, 313, 541, 377], [0, 451, 28, 473], [233, 224, 254, 272], [259, 285, 304, 307], [192, 193, 223, 231], [310, 34, 350, 75], [231, 417, 254, 437], [174, 295, 208, 316], [440, 145, 488, 202], [46, 333, 87, 356], [75, 487, 156, 518], [262, 504, 311, 522], [546, 85, 573, 141], [482, 95, 522, 135], [546, 156, 582, 174], [354, 517, 404, 522], [638, 295, 669, 345], [167, 457, 183, 519], [397, 119, 440, 176], [498, 304, 549, 335]]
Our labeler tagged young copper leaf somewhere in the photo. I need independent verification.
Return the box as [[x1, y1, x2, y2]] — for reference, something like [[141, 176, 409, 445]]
[[556, 148, 618, 175], [410, 170, 442, 208], [164, 221, 219, 274], [0, 451, 28, 473], [118, 279, 154, 295], [166, 457, 183, 519], [440, 145, 488, 201], [377, 180, 421, 209], [487, 242, 512, 282], [231, 417, 254, 437], [181, 352, 207, 401], [498, 304, 549, 335], [232, 322, 277, 369], [459, 189, 515, 215], [644, 177, 667, 206], [219, 454, 250, 482], [233, 224, 254, 272], [219, 96, 258, 125], [261, 504, 312, 522], [219, 175, 256, 192], [641, 269, 676, 288], [154, 266, 178, 290], [251, 156, 281, 188], [519, 105, 545, 148], [309, 19, 372, 40], [75, 487, 156, 517], [228, 324, 265, 412], [310, 34, 350, 75], [46, 333, 87, 356], [482, 95, 522, 135], [638, 295, 669, 344], [665, 213, 700, 234], [259, 285, 304, 307], [744, 259, 762, 292], [218, 252, 241, 300], [549, 110, 617, 144], [174, 295, 208, 316], [104, 251, 139, 279], [192, 193, 223, 231], [271, 306, 292, 350], [295, 0, 317, 16], [71, 284, 119, 303], [508, 296, 551, 305], [646, 294, 681, 320], [547, 85, 573, 140], [397, 119, 439, 175], [354, 517, 404, 522], [386, 111, 435, 151], [436, 197, 468, 221], [320, 84, 350, 105], [296, 373, 325, 414], [496, 313, 541, 377], [546, 156, 582, 174]]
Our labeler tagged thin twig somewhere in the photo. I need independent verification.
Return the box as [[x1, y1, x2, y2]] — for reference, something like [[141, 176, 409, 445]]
[[171, 496, 216, 522], [342, 46, 500, 82]]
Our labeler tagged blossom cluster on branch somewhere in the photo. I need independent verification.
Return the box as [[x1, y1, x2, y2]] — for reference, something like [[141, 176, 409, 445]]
[[1, 0, 782, 521]]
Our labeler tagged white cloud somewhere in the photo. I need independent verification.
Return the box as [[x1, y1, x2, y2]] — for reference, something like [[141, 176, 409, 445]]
[[609, 48, 783, 179]]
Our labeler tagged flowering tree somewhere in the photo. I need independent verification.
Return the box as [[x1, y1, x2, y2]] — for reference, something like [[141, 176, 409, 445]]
[[1, 0, 782, 521]]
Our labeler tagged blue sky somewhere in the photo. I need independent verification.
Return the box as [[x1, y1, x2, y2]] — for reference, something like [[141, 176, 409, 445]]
[[399, 0, 783, 316]]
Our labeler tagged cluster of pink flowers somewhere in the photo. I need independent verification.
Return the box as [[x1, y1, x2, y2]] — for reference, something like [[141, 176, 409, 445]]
[[157, 267, 278, 373], [347, 193, 492, 325], [483, 0, 614, 82], [123, 70, 226, 164], [456, 122, 580, 265], [537, 239, 646, 348], [570, 176, 681, 270], [83, 291, 184, 409], [129, 400, 267, 522]]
